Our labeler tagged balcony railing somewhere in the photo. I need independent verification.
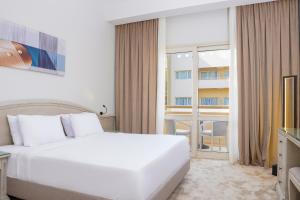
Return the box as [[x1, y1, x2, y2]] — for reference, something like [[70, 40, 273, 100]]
[[164, 105, 229, 153], [165, 105, 229, 115], [198, 79, 229, 88]]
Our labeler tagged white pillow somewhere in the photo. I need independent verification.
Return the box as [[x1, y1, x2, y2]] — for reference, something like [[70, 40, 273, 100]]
[[70, 113, 104, 137], [18, 115, 66, 147], [60, 114, 75, 137], [7, 115, 23, 145]]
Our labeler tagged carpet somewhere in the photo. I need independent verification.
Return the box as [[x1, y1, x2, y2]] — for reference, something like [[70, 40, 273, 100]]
[[169, 159, 277, 200]]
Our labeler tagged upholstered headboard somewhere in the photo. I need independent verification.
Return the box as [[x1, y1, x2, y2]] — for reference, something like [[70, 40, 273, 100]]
[[0, 100, 95, 146]]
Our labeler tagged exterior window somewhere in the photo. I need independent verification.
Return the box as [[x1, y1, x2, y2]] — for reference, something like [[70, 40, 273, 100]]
[[175, 70, 191, 79], [224, 97, 229, 105], [200, 98, 218, 105], [223, 71, 229, 79], [200, 71, 217, 80], [175, 97, 192, 105]]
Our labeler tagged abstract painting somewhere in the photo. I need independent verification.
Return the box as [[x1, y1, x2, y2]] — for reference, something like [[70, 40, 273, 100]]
[[0, 19, 65, 76]]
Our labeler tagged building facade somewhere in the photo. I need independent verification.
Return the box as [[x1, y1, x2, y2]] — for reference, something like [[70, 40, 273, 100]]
[[166, 49, 230, 107]]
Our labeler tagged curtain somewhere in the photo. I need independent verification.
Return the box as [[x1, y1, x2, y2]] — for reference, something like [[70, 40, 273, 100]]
[[228, 7, 239, 163], [115, 19, 158, 134], [237, 0, 299, 167]]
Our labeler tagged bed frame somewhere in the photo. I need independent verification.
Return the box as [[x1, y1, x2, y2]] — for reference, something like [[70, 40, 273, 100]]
[[0, 100, 190, 200]]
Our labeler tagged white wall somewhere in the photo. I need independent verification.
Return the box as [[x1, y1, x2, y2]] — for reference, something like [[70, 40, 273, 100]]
[[0, 0, 115, 113], [166, 9, 228, 48]]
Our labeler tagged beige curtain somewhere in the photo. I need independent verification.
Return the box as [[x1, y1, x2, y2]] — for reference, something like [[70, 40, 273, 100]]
[[115, 19, 158, 134], [237, 0, 299, 167]]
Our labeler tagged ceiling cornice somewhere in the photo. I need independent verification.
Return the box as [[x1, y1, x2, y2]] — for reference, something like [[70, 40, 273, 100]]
[[108, 0, 275, 25]]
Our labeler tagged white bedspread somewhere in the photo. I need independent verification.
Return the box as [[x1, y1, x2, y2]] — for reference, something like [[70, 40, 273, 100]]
[[0, 133, 190, 200]]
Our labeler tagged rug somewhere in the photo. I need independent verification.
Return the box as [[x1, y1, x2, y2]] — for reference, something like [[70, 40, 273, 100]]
[[169, 159, 277, 200]]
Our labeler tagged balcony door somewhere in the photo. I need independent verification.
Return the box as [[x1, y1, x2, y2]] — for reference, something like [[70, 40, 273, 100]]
[[165, 51, 194, 153], [165, 45, 230, 158]]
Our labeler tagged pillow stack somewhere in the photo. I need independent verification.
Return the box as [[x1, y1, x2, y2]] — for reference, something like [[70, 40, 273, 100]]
[[7, 112, 104, 147]]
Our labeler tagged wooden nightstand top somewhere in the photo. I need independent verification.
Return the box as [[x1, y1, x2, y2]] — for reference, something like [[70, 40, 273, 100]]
[[0, 152, 10, 159]]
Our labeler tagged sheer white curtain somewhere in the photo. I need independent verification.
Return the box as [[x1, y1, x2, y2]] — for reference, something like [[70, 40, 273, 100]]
[[156, 18, 166, 134], [228, 7, 239, 163]]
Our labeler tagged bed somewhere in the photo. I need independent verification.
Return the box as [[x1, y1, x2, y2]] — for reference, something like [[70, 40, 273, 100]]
[[0, 100, 190, 200]]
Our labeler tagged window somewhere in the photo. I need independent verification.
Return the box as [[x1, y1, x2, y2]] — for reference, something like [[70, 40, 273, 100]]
[[223, 71, 229, 79], [224, 97, 229, 105], [200, 97, 229, 105], [175, 97, 192, 105], [200, 97, 218, 105], [200, 71, 217, 80], [176, 70, 191, 79]]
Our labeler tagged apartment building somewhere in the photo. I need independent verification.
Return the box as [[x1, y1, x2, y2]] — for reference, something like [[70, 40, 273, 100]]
[[166, 49, 230, 107]]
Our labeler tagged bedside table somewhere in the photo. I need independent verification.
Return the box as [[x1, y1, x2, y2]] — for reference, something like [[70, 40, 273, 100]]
[[99, 115, 116, 132], [0, 152, 10, 200]]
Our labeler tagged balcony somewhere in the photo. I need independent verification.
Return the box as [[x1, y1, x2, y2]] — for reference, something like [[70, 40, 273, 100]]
[[198, 79, 229, 89], [164, 105, 229, 153], [165, 105, 229, 121]]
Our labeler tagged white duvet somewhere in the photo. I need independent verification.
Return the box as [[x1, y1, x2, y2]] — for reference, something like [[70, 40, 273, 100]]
[[0, 133, 190, 200]]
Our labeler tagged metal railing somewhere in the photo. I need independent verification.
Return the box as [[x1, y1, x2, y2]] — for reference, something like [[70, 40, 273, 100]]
[[165, 105, 229, 109], [165, 105, 229, 115]]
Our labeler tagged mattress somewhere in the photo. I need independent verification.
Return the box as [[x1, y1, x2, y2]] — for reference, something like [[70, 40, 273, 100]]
[[0, 133, 190, 200]]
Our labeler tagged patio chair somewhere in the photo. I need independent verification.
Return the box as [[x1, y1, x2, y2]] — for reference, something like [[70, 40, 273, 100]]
[[165, 119, 191, 137], [199, 121, 228, 151]]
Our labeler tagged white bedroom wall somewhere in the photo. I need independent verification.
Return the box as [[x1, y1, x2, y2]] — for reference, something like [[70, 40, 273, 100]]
[[0, 0, 115, 113]]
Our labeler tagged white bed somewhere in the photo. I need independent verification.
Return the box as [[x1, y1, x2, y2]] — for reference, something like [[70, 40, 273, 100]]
[[0, 132, 190, 200]]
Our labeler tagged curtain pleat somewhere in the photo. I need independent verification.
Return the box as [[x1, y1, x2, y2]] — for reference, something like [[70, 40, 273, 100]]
[[115, 19, 158, 134], [237, 0, 300, 167]]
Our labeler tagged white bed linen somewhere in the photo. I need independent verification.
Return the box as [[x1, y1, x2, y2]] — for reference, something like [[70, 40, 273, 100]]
[[0, 133, 190, 200]]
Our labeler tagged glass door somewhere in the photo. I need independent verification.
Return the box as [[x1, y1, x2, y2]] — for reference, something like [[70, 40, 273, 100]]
[[198, 49, 230, 153], [164, 46, 231, 157], [164, 51, 193, 146]]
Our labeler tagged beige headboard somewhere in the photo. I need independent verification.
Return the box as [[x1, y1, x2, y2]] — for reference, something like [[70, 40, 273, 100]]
[[0, 100, 95, 146]]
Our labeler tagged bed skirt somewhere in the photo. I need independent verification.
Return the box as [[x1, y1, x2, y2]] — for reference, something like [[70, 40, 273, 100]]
[[8, 160, 190, 200]]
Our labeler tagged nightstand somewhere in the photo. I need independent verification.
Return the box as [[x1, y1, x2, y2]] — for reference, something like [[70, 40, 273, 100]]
[[0, 152, 10, 200], [99, 115, 116, 132]]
